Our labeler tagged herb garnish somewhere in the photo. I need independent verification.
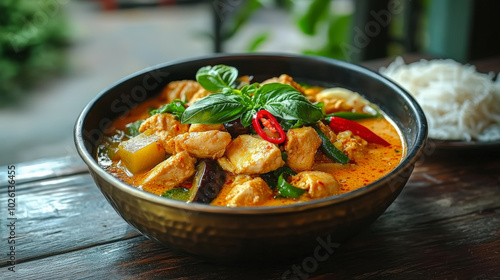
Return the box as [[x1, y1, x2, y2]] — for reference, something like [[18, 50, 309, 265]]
[[149, 99, 187, 120], [125, 120, 144, 137], [181, 65, 323, 127]]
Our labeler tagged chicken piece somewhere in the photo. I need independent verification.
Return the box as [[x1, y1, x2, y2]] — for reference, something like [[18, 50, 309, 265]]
[[318, 121, 337, 143], [335, 130, 368, 162], [141, 151, 196, 187], [225, 176, 272, 207], [164, 131, 231, 158], [237, 75, 252, 88], [289, 171, 340, 199], [303, 87, 324, 101], [217, 135, 284, 175], [139, 113, 189, 148], [162, 80, 202, 103], [261, 74, 306, 94], [188, 88, 212, 105], [188, 123, 225, 133], [315, 87, 370, 114], [285, 127, 322, 171]]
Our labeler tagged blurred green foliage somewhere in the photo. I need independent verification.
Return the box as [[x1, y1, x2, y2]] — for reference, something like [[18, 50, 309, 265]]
[[297, 0, 330, 36], [0, 0, 70, 106], [220, 0, 351, 60]]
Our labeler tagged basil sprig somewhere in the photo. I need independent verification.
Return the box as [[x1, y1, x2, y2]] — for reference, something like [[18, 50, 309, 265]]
[[149, 99, 186, 120], [196, 65, 238, 92], [180, 93, 247, 124], [181, 65, 323, 127]]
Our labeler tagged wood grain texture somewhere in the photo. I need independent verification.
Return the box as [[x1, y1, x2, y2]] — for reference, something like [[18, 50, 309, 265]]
[[0, 156, 88, 187], [0, 173, 139, 266], [1, 148, 499, 279]]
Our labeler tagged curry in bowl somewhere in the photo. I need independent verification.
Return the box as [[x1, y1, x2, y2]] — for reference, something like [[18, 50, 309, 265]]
[[97, 65, 404, 207]]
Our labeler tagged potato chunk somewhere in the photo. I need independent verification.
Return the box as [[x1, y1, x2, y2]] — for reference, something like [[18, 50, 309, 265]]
[[141, 151, 196, 187], [165, 131, 231, 158], [217, 135, 284, 175], [285, 127, 322, 171], [117, 133, 165, 174], [289, 171, 340, 198], [225, 177, 272, 207]]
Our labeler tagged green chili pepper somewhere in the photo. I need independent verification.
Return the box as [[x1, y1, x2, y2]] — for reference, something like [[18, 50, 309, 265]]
[[277, 174, 305, 198], [281, 151, 288, 162], [312, 124, 350, 165], [161, 187, 190, 201], [325, 112, 377, 121], [262, 165, 297, 190]]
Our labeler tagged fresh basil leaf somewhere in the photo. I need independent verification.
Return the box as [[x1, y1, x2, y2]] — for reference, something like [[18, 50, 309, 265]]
[[241, 108, 257, 127], [149, 99, 186, 119], [240, 83, 259, 97], [314, 101, 325, 114], [232, 87, 254, 106], [181, 93, 247, 124], [279, 119, 297, 131], [292, 119, 309, 129], [255, 83, 323, 124], [125, 120, 144, 137], [196, 65, 238, 92]]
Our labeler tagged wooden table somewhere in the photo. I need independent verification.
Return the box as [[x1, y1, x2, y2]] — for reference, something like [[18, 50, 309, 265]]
[[2, 57, 500, 279]]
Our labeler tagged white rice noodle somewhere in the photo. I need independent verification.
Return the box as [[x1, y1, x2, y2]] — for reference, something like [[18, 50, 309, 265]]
[[380, 57, 500, 141]]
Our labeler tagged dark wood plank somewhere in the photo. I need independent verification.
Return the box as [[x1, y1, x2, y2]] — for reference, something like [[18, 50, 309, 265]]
[[0, 173, 139, 265], [314, 150, 500, 279], [0, 156, 88, 187], [9, 236, 293, 280], [4, 149, 499, 279]]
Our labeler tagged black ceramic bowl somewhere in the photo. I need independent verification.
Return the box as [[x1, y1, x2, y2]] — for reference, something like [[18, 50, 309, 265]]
[[74, 53, 427, 261]]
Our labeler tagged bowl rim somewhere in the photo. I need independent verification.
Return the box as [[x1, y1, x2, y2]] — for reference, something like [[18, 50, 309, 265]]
[[74, 52, 427, 215]]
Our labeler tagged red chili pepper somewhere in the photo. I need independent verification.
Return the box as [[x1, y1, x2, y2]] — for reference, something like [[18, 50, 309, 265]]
[[252, 110, 286, 144], [329, 116, 390, 146]]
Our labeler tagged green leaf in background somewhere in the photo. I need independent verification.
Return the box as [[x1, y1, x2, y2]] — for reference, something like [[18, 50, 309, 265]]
[[302, 13, 352, 60], [246, 31, 270, 52], [222, 0, 262, 40], [327, 14, 351, 46], [297, 0, 331, 36], [196, 65, 238, 92], [0, 0, 70, 106], [181, 93, 247, 124]]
